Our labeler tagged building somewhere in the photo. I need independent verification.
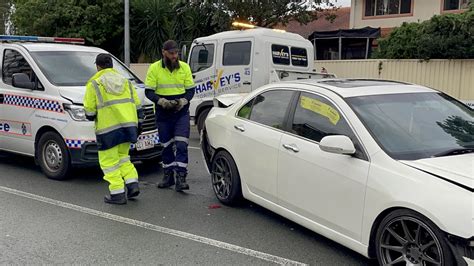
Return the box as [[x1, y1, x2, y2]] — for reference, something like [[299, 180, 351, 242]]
[[350, 0, 470, 36]]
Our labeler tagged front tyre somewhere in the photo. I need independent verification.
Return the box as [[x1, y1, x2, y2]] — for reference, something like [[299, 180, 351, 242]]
[[375, 209, 454, 265], [211, 150, 242, 205], [37, 131, 71, 180]]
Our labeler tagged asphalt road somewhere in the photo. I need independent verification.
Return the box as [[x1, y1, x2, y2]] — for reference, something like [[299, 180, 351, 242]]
[[0, 127, 370, 265]]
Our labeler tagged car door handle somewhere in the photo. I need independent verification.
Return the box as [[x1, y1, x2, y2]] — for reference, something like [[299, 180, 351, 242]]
[[243, 81, 251, 85], [234, 125, 245, 132], [282, 143, 299, 153]]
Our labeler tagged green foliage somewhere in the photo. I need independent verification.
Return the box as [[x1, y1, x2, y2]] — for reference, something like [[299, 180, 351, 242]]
[[373, 5, 474, 59]]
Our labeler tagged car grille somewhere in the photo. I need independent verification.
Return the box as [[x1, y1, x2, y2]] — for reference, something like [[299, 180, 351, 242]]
[[141, 105, 157, 133]]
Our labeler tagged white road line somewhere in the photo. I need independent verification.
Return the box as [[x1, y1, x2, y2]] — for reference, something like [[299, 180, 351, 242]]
[[188, 146, 201, 150], [0, 185, 306, 266]]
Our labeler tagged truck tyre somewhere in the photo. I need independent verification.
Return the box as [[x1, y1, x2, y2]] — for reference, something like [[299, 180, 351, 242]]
[[197, 108, 211, 133], [37, 131, 71, 180]]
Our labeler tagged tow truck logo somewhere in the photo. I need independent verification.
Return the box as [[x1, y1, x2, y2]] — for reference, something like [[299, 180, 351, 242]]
[[195, 69, 241, 96], [272, 49, 289, 59]]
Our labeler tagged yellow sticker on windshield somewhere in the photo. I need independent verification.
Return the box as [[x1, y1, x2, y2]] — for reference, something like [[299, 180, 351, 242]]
[[300, 96, 340, 125]]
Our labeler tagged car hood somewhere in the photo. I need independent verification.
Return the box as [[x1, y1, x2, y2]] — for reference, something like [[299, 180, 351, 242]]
[[59, 83, 148, 105], [400, 154, 474, 190]]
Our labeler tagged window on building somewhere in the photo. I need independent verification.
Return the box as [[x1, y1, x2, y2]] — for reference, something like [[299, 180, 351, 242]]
[[365, 0, 412, 17], [443, 0, 470, 10]]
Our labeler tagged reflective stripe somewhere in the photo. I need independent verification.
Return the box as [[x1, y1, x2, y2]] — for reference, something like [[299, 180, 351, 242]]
[[85, 111, 96, 116], [96, 122, 138, 135], [103, 163, 120, 174], [110, 188, 125, 195], [162, 162, 176, 169], [98, 98, 135, 109], [128, 80, 135, 102], [125, 178, 138, 184], [157, 84, 185, 89], [119, 156, 130, 165], [91, 80, 104, 105], [185, 85, 195, 90], [174, 136, 189, 144], [176, 162, 188, 168], [162, 138, 175, 148], [136, 105, 142, 110]]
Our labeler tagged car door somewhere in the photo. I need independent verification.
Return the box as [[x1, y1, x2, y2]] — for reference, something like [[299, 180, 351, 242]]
[[230, 89, 296, 202], [277, 91, 370, 241], [0, 48, 38, 154]]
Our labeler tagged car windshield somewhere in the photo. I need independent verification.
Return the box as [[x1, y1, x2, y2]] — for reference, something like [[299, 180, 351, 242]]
[[347, 92, 474, 160], [30, 51, 138, 86]]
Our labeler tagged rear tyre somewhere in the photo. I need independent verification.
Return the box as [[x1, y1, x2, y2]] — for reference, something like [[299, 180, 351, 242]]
[[375, 209, 454, 266], [211, 150, 242, 205], [37, 131, 71, 180], [197, 108, 210, 133]]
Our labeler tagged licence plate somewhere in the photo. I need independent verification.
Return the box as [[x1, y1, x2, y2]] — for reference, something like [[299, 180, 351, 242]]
[[136, 139, 154, 151]]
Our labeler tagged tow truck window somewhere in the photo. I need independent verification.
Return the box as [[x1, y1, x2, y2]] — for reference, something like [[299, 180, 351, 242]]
[[189, 44, 214, 73], [291, 47, 308, 67], [271, 44, 290, 65], [223, 41, 251, 66], [30, 51, 136, 86], [2, 49, 34, 85]]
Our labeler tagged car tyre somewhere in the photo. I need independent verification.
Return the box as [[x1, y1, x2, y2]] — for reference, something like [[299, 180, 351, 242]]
[[375, 209, 454, 266], [211, 150, 242, 205], [37, 131, 71, 180]]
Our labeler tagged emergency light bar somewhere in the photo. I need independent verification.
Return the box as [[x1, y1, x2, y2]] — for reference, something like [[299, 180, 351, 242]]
[[231, 22, 286, 33], [0, 35, 85, 45]]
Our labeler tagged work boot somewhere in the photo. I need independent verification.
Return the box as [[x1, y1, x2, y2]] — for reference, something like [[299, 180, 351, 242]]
[[175, 172, 189, 192], [104, 192, 127, 205], [157, 170, 175, 189], [126, 182, 140, 199]]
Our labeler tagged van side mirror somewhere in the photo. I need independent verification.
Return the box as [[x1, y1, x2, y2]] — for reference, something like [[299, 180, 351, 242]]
[[12, 73, 35, 90], [319, 135, 356, 155], [180, 45, 187, 61]]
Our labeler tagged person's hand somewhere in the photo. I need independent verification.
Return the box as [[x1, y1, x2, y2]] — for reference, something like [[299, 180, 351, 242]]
[[158, 98, 177, 110], [175, 98, 188, 112]]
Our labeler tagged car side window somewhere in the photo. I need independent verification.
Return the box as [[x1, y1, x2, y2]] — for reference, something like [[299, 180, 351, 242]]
[[239, 90, 294, 129], [291, 92, 354, 142], [189, 44, 214, 73], [2, 49, 34, 85]]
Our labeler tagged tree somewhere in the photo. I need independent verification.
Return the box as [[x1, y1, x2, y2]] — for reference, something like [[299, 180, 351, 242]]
[[373, 3, 474, 59], [0, 0, 12, 34], [11, 0, 123, 55], [225, 0, 336, 28]]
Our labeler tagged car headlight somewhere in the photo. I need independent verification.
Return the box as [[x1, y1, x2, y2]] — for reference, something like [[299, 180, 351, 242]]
[[63, 103, 88, 121]]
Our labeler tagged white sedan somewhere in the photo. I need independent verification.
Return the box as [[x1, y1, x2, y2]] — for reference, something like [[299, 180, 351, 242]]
[[201, 79, 473, 265]]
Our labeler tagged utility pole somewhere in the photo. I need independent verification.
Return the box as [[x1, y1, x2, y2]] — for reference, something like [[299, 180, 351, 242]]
[[124, 0, 130, 66]]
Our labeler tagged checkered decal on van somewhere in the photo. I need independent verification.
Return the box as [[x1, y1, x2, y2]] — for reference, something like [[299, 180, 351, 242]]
[[3, 94, 63, 113]]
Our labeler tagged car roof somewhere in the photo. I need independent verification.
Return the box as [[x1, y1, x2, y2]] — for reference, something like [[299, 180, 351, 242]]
[[8, 42, 106, 53], [282, 79, 438, 98]]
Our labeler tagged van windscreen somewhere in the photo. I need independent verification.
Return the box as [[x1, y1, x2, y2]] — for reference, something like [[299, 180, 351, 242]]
[[31, 51, 137, 86]]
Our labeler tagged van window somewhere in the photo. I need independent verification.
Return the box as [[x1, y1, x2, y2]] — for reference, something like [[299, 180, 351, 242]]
[[2, 49, 34, 85], [271, 44, 290, 65], [189, 44, 214, 73], [291, 47, 308, 67], [223, 41, 251, 66]]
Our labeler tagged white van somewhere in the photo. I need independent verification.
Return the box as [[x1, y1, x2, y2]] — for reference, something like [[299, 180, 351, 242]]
[[0, 36, 161, 180], [186, 27, 332, 131]]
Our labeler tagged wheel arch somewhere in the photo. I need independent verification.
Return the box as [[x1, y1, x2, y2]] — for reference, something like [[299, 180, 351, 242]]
[[34, 125, 68, 161]]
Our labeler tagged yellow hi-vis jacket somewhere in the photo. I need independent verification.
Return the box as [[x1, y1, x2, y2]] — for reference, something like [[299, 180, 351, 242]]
[[84, 68, 142, 150], [145, 60, 194, 97]]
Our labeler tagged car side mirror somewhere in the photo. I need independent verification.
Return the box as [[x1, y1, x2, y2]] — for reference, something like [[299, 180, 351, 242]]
[[12, 73, 35, 90], [180, 44, 187, 61], [319, 135, 356, 155]]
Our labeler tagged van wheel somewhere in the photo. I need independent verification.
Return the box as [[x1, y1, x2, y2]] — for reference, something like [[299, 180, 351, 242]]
[[37, 132, 71, 180], [197, 108, 210, 133], [375, 209, 454, 266]]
